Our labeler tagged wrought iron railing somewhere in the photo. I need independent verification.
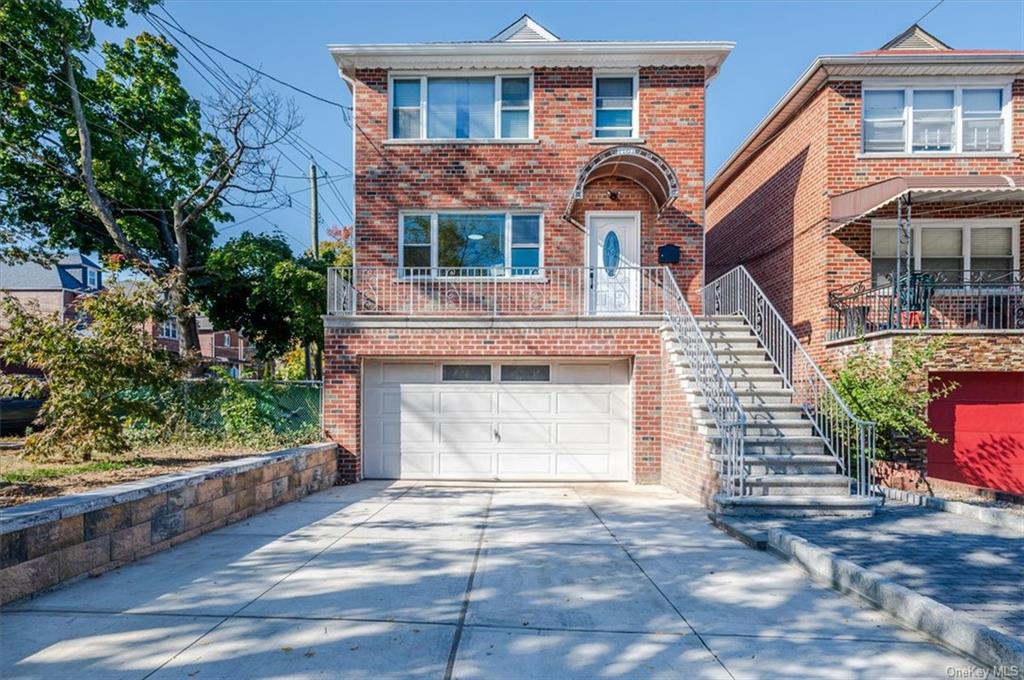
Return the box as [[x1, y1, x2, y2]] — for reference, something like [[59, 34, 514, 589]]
[[704, 266, 876, 496], [662, 271, 749, 496], [828, 270, 1023, 341], [327, 266, 668, 317]]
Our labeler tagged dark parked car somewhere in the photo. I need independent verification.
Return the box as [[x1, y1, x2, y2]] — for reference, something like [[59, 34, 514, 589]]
[[0, 396, 45, 435]]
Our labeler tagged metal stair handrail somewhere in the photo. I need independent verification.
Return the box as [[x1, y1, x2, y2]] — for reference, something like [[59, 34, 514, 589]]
[[703, 266, 876, 495], [662, 269, 749, 496]]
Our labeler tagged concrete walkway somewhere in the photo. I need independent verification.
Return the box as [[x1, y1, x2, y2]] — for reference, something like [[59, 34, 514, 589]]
[[1, 482, 982, 679], [747, 502, 1024, 639]]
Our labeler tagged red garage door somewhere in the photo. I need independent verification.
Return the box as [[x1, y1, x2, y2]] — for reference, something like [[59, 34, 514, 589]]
[[928, 372, 1024, 495]]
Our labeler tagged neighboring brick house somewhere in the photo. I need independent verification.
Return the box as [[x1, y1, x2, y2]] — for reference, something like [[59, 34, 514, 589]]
[[149, 315, 251, 377], [0, 253, 103, 326], [706, 25, 1024, 495], [322, 16, 735, 488]]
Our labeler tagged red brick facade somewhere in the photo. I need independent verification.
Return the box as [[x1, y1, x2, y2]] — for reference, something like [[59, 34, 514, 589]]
[[351, 65, 708, 307], [707, 77, 1024, 358], [320, 55, 722, 489]]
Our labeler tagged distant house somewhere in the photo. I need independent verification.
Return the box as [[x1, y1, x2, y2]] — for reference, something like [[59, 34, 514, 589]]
[[151, 314, 252, 377], [0, 253, 103, 324]]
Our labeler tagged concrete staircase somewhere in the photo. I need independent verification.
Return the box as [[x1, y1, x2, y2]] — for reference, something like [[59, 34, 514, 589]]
[[663, 315, 881, 518]]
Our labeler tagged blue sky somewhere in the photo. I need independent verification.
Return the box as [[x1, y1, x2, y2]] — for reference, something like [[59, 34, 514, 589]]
[[95, 0, 1024, 254]]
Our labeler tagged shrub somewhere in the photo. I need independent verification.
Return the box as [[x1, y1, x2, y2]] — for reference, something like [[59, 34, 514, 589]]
[[0, 282, 183, 461], [831, 337, 957, 459]]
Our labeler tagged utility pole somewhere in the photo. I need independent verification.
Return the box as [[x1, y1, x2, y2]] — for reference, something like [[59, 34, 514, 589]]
[[309, 160, 320, 258], [306, 159, 320, 381]]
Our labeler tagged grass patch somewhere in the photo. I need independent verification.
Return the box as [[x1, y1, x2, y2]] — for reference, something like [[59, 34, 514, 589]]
[[1, 458, 152, 484]]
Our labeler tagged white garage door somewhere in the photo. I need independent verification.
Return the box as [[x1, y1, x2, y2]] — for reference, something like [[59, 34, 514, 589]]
[[362, 360, 630, 481]]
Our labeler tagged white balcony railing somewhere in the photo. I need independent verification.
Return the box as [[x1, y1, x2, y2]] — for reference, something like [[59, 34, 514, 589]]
[[327, 266, 669, 317]]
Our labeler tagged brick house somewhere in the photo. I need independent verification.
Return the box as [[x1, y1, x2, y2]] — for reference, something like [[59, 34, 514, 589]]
[[321, 16, 741, 490], [0, 253, 103, 326], [150, 315, 251, 377], [706, 25, 1024, 496]]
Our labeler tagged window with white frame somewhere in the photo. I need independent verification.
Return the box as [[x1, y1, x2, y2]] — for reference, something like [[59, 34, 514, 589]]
[[85, 268, 98, 289], [222, 333, 231, 348], [390, 74, 532, 140], [158, 318, 179, 340], [870, 220, 1019, 285], [862, 85, 1010, 154], [593, 74, 638, 138], [399, 212, 542, 277]]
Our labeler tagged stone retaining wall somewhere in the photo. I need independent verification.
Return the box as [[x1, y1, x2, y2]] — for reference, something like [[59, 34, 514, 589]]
[[0, 443, 338, 605]]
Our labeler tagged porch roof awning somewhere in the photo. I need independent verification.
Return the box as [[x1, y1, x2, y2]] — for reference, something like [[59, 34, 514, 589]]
[[829, 175, 1024, 232], [565, 146, 680, 217]]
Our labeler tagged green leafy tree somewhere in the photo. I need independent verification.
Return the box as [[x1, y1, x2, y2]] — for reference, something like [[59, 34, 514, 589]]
[[0, 0, 297, 368], [197, 232, 332, 370], [0, 282, 182, 461], [831, 337, 958, 459]]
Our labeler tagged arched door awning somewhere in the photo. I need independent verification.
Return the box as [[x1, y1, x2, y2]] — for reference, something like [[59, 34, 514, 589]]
[[566, 146, 679, 217]]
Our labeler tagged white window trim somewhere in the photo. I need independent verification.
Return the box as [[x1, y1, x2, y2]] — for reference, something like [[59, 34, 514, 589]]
[[85, 268, 98, 288], [593, 71, 640, 140], [870, 218, 1020, 283], [387, 71, 534, 142], [158, 319, 179, 340], [398, 210, 545, 280], [222, 333, 231, 348], [861, 80, 1013, 156]]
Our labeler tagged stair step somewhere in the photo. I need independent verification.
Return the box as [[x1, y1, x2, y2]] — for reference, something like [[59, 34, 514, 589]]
[[713, 493, 882, 518], [710, 454, 838, 474], [698, 419, 814, 437], [733, 474, 851, 496], [671, 346, 766, 358], [673, 360, 779, 376]]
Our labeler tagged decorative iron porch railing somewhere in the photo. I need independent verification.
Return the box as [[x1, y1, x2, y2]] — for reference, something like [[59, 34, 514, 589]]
[[327, 266, 668, 317], [704, 266, 876, 497], [828, 269, 1023, 341]]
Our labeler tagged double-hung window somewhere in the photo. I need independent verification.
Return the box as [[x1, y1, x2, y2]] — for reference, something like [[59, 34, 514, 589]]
[[158, 318, 179, 340], [870, 220, 1019, 285], [862, 85, 1011, 154], [593, 74, 638, 138], [399, 212, 543, 277], [85, 268, 98, 289], [390, 74, 532, 140]]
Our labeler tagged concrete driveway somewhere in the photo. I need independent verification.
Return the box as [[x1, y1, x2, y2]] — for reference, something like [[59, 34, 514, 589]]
[[1, 482, 981, 679]]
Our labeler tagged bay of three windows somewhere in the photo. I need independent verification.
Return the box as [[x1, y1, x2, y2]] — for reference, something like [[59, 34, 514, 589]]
[[863, 85, 1009, 154], [390, 73, 637, 140], [870, 221, 1018, 286]]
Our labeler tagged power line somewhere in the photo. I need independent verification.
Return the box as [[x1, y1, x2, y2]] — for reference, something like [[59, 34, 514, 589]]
[[147, 8, 351, 113]]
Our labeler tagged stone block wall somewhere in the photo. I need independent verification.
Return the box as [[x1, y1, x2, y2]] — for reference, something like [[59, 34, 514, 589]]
[[0, 443, 338, 605]]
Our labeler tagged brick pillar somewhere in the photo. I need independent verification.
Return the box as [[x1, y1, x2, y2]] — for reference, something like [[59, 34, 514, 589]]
[[323, 329, 361, 483]]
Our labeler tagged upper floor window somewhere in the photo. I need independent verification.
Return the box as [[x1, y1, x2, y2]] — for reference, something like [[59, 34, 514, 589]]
[[222, 334, 231, 348], [399, 211, 542, 277], [862, 85, 1010, 155], [85, 268, 98, 289], [870, 220, 1019, 286], [593, 73, 638, 138], [390, 75, 532, 141], [158, 318, 179, 340]]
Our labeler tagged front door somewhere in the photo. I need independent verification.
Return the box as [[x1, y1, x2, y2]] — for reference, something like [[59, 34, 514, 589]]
[[587, 212, 641, 315]]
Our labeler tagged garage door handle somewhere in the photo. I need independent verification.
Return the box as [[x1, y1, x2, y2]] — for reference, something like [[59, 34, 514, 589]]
[[494, 430, 501, 443]]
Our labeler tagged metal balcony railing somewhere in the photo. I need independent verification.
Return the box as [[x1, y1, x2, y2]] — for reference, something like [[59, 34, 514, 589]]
[[828, 269, 1023, 341], [327, 266, 668, 317]]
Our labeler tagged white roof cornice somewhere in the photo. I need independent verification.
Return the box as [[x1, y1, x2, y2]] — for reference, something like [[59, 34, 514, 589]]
[[328, 41, 734, 82]]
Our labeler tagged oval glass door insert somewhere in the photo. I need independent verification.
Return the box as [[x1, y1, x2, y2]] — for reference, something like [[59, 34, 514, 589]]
[[603, 231, 621, 277]]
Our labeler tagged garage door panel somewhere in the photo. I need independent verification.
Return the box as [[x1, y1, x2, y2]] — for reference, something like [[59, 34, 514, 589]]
[[441, 421, 493, 444], [497, 422, 551, 444], [556, 392, 612, 414], [363, 360, 630, 481], [557, 422, 612, 445], [557, 453, 611, 476], [497, 452, 552, 475], [440, 452, 493, 475], [498, 392, 552, 415], [440, 392, 494, 414]]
